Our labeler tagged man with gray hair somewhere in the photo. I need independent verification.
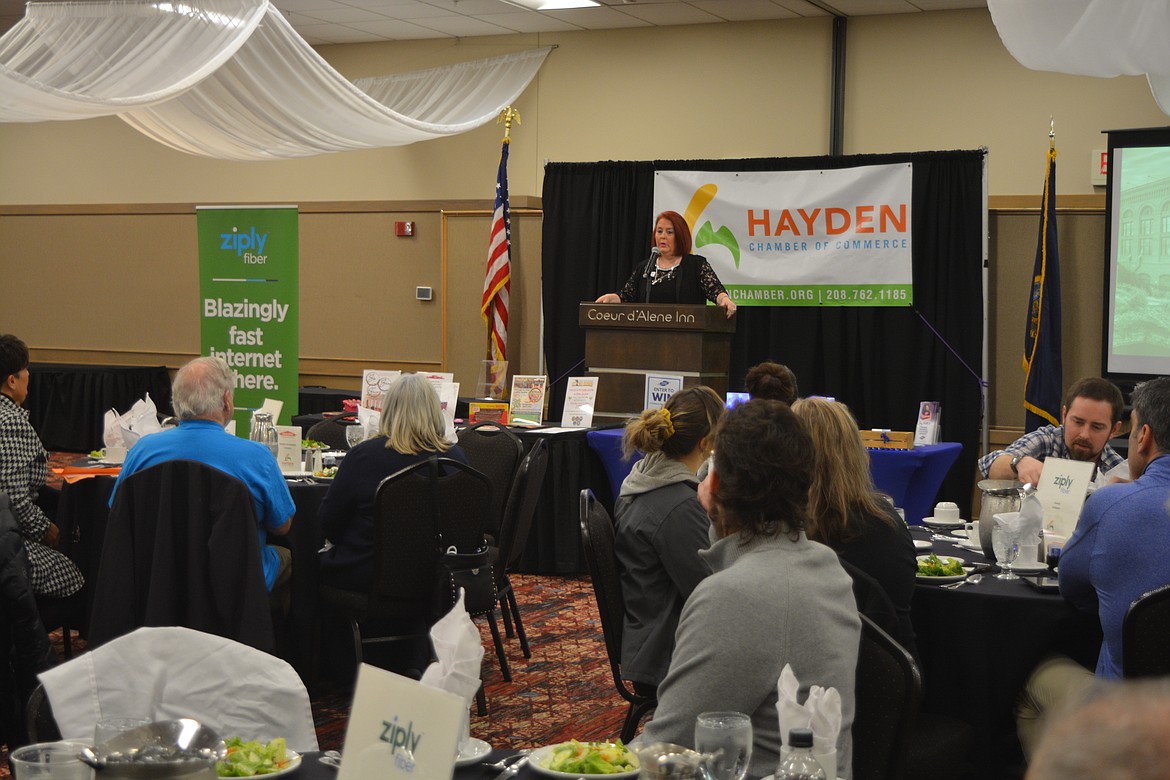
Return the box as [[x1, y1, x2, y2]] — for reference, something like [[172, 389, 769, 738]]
[[109, 356, 294, 594], [1017, 376, 1170, 758]]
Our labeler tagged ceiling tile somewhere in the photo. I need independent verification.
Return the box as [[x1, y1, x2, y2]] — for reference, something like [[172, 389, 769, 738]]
[[610, 2, 725, 26], [541, 6, 654, 29], [402, 13, 515, 36], [345, 17, 455, 37], [475, 11, 588, 33], [689, 0, 801, 22]]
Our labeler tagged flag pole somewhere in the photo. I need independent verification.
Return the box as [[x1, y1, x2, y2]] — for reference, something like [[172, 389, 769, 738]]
[[498, 106, 521, 144]]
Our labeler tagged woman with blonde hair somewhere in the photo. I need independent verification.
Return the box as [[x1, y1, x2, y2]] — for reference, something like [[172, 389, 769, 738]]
[[791, 395, 917, 655], [614, 385, 724, 693], [318, 373, 468, 591]]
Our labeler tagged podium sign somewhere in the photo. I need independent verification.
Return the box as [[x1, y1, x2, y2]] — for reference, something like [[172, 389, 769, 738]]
[[579, 303, 735, 422]]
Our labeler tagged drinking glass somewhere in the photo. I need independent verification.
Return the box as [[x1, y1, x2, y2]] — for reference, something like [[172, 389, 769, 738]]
[[694, 711, 752, 780], [992, 526, 1020, 580], [94, 716, 151, 747], [345, 422, 365, 449], [9, 741, 94, 780]]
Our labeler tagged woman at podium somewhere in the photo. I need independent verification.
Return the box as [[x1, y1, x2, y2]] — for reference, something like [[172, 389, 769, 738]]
[[595, 210, 737, 318]]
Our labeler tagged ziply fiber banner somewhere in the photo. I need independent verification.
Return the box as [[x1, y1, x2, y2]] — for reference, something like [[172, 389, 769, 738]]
[[197, 206, 299, 432], [654, 164, 913, 306]]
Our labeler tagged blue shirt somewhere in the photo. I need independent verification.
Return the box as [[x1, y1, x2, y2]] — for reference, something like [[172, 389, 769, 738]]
[[109, 419, 296, 590], [1059, 454, 1170, 678]]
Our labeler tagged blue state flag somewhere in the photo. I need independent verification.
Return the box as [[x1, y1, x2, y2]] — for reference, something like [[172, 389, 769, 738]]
[[1023, 147, 1063, 432]]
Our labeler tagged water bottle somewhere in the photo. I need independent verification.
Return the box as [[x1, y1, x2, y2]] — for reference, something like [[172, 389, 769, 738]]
[[776, 729, 824, 780], [251, 412, 278, 459]]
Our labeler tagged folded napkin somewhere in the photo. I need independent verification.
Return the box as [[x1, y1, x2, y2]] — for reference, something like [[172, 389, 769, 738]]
[[103, 393, 163, 448], [420, 590, 485, 749], [992, 493, 1043, 548], [776, 664, 841, 753]]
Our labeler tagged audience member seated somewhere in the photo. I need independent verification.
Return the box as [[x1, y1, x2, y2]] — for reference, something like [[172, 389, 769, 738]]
[[744, 360, 799, 405], [318, 373, 468, 592], [792, 396, 917, 658], [978, 376, 1125, 487], [1017, 377, 1170, 759], [109, 356, 294, 601], [637, 399, 860, 779], [0, 334, 83, 598], [1025, 679, 1170, 780], [614, 386, 723, 694]]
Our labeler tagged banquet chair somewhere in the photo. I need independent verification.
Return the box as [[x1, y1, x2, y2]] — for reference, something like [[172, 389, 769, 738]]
[[852, 613, 921, 780], [307, 413, 357, 451], [579, 489, 656, 742], [87, 460, 275, 653], [319, 457, 499, 710], [1123, 583, 1170, 677], [489, 438, 549, 656], [457, 422, 524, 543], [33, 626, 317, 750]]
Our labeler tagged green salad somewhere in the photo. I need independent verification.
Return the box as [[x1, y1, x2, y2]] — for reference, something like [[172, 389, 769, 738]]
[[216, 737, 291, 777], [301, 439, 327, 449], [543, 741, 637, 775], [917, 554, 964, 577]]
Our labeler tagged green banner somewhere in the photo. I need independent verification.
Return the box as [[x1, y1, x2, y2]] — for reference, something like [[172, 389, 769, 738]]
[[722, 283, 912, 307], [197, 206, 299, 433]]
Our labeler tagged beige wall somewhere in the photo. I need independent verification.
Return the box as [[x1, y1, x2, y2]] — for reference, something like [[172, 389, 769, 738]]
[[0, 9, 1162, 425]]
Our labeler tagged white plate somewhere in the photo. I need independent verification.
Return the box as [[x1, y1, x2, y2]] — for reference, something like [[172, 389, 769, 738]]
[[528, 743, 640, 779], [913, 539, 932, 552], [951, 528, 968, 539], [916, 567, 975, 585], [1005, 560, 1049, 574], [922, 517, 965, 528], [219, 749, 301, 778], [958, 540, 984, 553], [917, 554, 965, 565], [455, 738, 492, 767]]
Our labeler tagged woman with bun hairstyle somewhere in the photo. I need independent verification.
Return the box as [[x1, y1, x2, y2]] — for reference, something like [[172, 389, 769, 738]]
[[744, 361, 799, 406], [614, 385, 725, 693]]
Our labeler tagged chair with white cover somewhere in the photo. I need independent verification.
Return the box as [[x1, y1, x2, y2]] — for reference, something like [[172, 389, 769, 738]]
[[35, 626, 318, 751]]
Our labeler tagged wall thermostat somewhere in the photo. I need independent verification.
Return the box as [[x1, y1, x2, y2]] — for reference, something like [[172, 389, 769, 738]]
[[416, 286, 433, 301]]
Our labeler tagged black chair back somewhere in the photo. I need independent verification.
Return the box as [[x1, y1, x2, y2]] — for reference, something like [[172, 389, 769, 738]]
[[852, 613, 922, 780], [1123, 582, 1170, 677], [306, 413, 356, 451], [88, 460, 274, 651], [579, 488, 656, 741], [497, 439, 549, 575], [457, 422, 523, 541]]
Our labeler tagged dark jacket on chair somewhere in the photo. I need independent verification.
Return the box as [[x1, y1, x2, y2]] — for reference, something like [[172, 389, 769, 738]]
[[87, 460, 275, 652], [0, 492, 55, 747]]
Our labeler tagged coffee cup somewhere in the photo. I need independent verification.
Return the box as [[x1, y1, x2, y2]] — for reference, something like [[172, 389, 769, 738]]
[[965, 521, 979, 543], [934, 501, 960, 522], [103, 445, 127, 464]]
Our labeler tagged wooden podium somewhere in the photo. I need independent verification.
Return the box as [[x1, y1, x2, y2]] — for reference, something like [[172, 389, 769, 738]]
[[579, 302, 736, 422]]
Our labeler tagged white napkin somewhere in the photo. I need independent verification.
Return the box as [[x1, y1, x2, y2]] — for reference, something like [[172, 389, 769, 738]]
[[103, 393, 163, 448], [776, 664, 841, 752], [993, 494, 1043, 548], [420, 590, 484, 699]]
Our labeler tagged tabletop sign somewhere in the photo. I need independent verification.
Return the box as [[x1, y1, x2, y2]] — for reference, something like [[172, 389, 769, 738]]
[[510, 375, 547, 426], [914, 401, 940, 446], [561, 377, 599, 428], [275, 425, 302, 472], [362, 369, 402, 412], [1035, 457, 1096, 538], [644, 374, 684, 410], [339, 664, 464, 780]]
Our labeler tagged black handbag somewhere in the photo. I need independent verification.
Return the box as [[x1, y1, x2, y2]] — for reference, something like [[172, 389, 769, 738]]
[[428, 458, 498, 615]]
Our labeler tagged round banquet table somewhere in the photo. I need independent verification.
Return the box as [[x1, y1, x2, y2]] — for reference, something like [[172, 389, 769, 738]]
[[908, 525, 1101, 776], [293, 749, 528, 780]]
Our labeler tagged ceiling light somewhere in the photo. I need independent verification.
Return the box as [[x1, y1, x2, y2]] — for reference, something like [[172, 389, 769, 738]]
[[498, 0, 600, 10]]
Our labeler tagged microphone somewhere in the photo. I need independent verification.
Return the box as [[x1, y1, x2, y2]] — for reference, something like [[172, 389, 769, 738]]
[[642, 246, 660, 303]]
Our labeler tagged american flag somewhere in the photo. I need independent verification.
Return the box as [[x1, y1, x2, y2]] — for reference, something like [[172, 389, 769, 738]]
[[481, 140, 511, 362]]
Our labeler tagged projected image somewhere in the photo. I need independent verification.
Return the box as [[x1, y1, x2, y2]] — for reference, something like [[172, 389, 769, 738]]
[[1107, 145, 1170, 375]]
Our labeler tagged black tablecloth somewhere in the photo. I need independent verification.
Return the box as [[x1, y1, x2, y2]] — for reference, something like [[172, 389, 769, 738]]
[[295, 749, 527, 780], [27, 364, 172, 452], [909, 526, 1100, 776]]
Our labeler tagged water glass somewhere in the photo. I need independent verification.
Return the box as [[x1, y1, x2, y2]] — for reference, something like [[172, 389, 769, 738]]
[[9, 742, 94, 780], [344, 422, 365, 448], [694, 711, 752, 780], [94, 716, 151, 747], [992, 526, 1019, 580]]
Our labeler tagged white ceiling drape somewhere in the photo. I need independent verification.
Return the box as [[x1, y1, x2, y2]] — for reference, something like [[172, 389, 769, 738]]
[[0, 0, 551, 159], [988, 0, 1170, 116]]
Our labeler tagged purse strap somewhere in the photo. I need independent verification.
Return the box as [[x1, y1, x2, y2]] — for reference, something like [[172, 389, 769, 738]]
[[426, 456, 457, 555]]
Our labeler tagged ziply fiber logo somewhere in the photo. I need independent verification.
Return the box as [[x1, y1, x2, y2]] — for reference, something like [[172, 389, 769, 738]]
[[684, 185, 741, 267], [220, 226, 269, 256]]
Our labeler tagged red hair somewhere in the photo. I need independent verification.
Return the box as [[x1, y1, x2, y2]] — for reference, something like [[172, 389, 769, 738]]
[[654, 210, 692, 256]]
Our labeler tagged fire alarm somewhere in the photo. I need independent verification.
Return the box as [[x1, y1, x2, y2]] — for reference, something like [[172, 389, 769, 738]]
[[395, 221, 415, 237]]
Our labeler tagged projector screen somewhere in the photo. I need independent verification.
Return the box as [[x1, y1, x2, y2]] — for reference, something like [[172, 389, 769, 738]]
[[1104, 127, 1170, 380]]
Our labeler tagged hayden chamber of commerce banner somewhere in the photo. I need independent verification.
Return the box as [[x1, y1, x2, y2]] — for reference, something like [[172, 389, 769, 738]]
[[197, 206, 299, 432], [653, 165, 913, 306]]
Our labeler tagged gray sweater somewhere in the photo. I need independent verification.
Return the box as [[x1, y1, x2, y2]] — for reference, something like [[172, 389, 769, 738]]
[[638, 529, 860, 779], [614, 451, 711, 686]]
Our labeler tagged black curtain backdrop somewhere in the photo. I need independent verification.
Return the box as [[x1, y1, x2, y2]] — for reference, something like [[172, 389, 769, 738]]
[[542, 150, 986, 516]]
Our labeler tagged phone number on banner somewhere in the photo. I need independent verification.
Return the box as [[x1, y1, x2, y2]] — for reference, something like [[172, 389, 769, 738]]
[[723, 285, 913, 307]]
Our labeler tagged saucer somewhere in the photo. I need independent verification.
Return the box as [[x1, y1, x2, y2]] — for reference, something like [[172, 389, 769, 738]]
[[1005, 560, 1049, 574], [958, 540, 984, 552], [913, 539, 932, 552], [922, 516, 965, 529], [455, 738, 492, 767]]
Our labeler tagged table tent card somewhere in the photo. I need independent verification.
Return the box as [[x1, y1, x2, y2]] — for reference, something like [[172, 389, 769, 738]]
[[476, 360, 508, 400], [644, 374, 684, 410], [509, 375, 547, 426], [561, 377, 599, 428], [435, 381, 459, 442], [914, 401, 941, 446], [1035, 457, 1096, 538], [361, 369, 402, 412], [338, 664, 463, 780], [275, 425, 302, 473]]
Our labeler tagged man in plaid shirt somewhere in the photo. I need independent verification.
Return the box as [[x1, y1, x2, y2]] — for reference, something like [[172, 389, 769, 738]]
[[978, 376, 1126, 487], [0, 334, 83, 597]]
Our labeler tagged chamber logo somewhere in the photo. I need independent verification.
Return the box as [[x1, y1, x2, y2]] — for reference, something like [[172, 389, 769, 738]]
[[684, 184, 741, 267]]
